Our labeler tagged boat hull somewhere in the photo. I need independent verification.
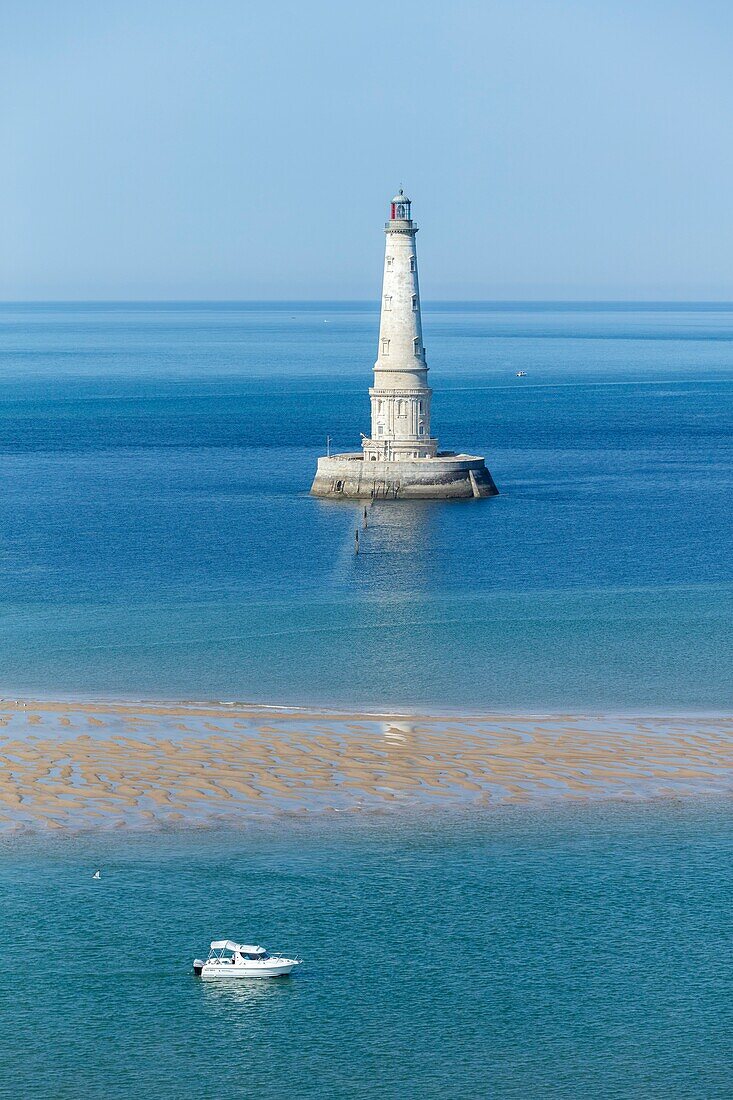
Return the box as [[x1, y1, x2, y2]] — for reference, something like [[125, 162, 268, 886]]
[[198, 960, 298, 979]]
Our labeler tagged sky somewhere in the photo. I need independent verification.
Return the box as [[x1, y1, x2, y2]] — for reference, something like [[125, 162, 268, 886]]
[[1, 0, 732, 300]]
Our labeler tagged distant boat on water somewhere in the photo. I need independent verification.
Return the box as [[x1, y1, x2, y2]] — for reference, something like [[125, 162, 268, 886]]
[[193, 940, 301, 979], [516, 371, 527, 377]]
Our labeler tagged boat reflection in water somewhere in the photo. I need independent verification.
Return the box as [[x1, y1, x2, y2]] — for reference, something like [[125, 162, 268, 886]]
[[199, 973, 298, 1012]]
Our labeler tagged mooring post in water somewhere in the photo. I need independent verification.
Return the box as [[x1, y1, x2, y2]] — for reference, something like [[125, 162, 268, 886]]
[[363, 507, 368, 529], [354, 528, 359, 554]]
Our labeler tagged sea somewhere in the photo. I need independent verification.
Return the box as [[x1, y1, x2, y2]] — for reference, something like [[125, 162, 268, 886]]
[[4, 804, 733, 1098], [0, 300, 731, 712], [1, 301, 733, 1098]]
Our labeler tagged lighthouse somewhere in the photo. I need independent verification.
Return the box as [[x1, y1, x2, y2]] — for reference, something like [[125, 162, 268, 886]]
[[363, 190, 437, 462], [311, 190, 498, 500]]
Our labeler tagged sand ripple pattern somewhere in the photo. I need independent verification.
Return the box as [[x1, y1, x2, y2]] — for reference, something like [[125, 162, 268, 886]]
[[1, 700, 732, 830]]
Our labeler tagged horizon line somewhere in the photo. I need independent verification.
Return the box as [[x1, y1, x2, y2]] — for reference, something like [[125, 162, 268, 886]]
[[2, 298, 733, 308]]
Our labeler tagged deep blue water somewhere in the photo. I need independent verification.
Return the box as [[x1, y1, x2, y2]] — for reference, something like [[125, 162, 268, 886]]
[[0, 301, 731, 710], [3, 803, 733, 1098]]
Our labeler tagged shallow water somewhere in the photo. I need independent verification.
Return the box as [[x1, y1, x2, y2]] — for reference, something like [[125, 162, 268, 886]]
[[2, 803, 733, 1098], [0, 300, 731, 709]]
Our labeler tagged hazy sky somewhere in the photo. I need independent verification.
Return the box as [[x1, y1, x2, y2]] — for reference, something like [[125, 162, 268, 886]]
[[2, 0, 731, 300]]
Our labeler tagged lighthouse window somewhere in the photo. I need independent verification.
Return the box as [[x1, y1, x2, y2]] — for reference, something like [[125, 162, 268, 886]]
[[384, 295, 392, 311], [411, 296, 417, 311], [413, 338, 420, 354], [381, 339, 390, 355], [386, 257, 394, 270], [410, 257, 415, 272]]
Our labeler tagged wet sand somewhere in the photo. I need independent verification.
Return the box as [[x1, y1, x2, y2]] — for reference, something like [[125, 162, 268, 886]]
[[1, 698, 732, 830]]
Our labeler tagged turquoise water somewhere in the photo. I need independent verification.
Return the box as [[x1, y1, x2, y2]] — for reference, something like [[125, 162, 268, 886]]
[[0, 300, 732, 709], [2, 304, 733, 1098], [3, 803, 733, 1098]]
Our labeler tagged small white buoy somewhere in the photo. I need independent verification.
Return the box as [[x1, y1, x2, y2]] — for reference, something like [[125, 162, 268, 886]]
[[92, 869, 101, 880]]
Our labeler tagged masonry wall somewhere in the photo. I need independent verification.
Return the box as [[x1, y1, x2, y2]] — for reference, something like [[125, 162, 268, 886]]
[[311, 454, 498, 500]]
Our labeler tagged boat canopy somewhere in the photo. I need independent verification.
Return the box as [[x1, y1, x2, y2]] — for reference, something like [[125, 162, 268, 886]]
[[210, 940, 266, 955]]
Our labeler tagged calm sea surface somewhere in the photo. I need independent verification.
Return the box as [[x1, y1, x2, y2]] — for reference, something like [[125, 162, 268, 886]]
[[3, 804, 733, 1098], [2, 304, 733, 1098], [0, 301, 731, 710]]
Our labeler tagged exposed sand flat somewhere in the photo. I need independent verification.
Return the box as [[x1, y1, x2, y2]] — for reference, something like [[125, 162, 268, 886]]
[[0, 698, 732, 830]]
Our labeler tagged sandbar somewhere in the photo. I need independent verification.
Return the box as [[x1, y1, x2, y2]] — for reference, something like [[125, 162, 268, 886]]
[[0, 697, 732, 830]]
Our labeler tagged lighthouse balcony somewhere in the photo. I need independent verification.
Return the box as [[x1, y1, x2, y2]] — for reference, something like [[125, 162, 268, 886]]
[[362, 437, 438, 462]]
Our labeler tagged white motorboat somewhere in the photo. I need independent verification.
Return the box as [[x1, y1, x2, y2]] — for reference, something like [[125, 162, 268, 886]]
[[193, 940, 301, 979]]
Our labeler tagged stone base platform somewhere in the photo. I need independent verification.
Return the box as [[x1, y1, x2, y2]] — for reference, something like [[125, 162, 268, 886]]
[[310, 452, 499, 500]]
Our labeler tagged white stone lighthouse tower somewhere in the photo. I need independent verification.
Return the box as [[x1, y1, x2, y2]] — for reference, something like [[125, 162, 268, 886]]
[[311, 190, 497, 500], [363, 190, 437, 462]]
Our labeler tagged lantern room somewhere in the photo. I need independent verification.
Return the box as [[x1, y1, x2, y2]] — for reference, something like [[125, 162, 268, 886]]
[[390, 189, 411, 221]]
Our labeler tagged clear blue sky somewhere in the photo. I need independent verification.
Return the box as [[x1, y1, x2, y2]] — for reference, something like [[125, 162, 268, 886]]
[[2, 0, 731, 300]]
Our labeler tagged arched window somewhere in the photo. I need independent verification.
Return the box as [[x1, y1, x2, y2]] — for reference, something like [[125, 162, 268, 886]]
[[411, 296, 417, 311], [413, 338, 420, 355], [384, 295, 392, 311], [410, 257, 415, 272]]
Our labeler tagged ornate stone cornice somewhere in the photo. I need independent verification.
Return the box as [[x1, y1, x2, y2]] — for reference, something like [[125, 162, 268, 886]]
[[369, 388, 433, 398]]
